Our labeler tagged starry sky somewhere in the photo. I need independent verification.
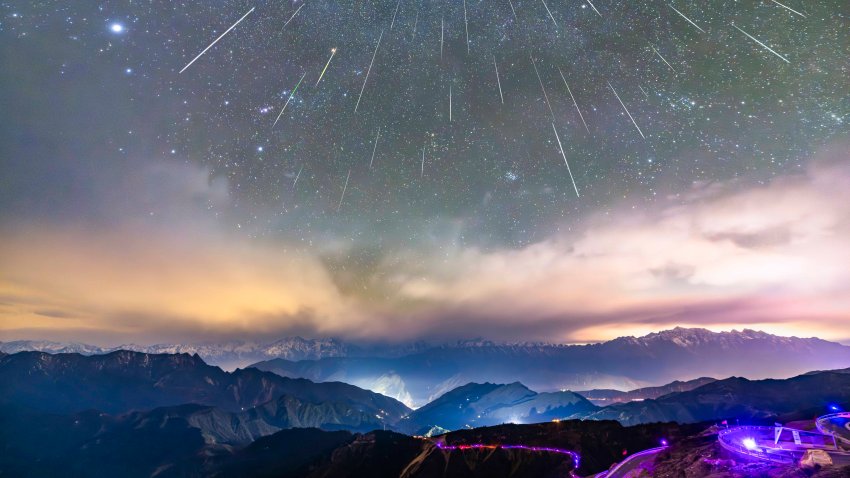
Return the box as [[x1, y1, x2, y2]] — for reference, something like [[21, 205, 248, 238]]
[[1, 0, 849, 345]]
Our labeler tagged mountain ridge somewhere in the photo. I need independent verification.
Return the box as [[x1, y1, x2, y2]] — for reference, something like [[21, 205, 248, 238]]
[[249, 328, 850, 406], [5, 327, 846, 369], [6, 328, 850, 408], [0, 350, 411, 431], [397, 381, 597, 435]]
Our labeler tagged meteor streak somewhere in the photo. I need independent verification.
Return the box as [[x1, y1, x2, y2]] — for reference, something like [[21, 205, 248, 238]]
[[607, 81, 645, 139], [440, 17, 444, 59], [369, 127, 380, 168], [283, 4, 304, 29], [463, 0, 470, 54], [651, 45, 677, 74], [542, 0, 558, 27], [558, 67, 589, 134], [531, 55, 556, 122], [449, 85, 452, 122], [273, 71, 307, 127], [412, 11, 419, 39], [585, 0, 602, 17], [507, 0, 517, 19], [771, 0, 806, 18], [668, 4, 705, 33], [293, 165, 303, 188], [315, 48, 337, 87], [638, 85, 649, 98], [179, 7, 255, 74], [420, 145, 426, 177], [390, 0, 401, 30], [732, 24, 790, 63], [551, 123, 580, 198], [337, 169, 351, 212], [494, 56, 504, 104], [355, 30, 384, 113]]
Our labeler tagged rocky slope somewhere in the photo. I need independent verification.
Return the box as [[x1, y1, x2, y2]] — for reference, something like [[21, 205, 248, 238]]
[[0, 406, 697, 478], [578, 368, 850, 426], [397, 382, 597, 434], [0, 350, 410, 425], [576, 377, 718, 405]]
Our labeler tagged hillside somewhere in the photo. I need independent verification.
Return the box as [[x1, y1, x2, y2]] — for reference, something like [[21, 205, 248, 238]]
[[397, 382, 597, 434], [0, 350, 410, 427]]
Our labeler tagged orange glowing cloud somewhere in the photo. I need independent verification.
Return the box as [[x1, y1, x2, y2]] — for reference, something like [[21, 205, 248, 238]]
[[2, 146, 850, 345]]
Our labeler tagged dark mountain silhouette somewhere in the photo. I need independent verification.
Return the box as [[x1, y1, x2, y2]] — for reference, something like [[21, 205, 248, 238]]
[[578, 367, 850, 425], [4, 346, 850, 476], [205, 419, 704, 477], [0, 350, 410, 425], [576, 376, 718, 405], [0, 401, 698, 478], [397, 382, 597, 434]]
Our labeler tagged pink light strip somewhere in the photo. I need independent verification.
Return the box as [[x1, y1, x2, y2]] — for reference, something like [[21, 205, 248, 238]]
[[434, 441, 581, 468]]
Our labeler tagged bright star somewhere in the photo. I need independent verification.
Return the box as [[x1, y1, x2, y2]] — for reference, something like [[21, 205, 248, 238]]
[[110, 23, 125, 33]]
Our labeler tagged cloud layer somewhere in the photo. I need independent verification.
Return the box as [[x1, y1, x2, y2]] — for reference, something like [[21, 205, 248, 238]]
[[2, 146, 850, 345]]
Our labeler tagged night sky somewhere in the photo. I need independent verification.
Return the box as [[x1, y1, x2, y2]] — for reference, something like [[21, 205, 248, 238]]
[[1, 0, 849, 345]]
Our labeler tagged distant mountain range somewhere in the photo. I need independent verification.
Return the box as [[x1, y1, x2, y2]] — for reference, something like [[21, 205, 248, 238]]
[[5, 328, 850, 408], [250, 328, 850, 406], [388, 368, 850, 432], [0, 337, 367, 370], [576, 377, 718, 405]]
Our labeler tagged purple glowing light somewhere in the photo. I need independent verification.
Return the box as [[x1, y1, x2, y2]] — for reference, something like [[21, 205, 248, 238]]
[[660, 439, 668, 446], [435, 442, 581, 468], [742, 438, 758, 450]]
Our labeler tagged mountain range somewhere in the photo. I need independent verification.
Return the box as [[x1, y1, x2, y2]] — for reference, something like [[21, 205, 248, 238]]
[[577, 366, 850, 426], [0, 337, 365, 370], [249, 327, 850, 406], [0, 402, 697, 477], [0, 350, 410, 433], [7, 328, 850, 408], [396, 382, 597, 435], [3, 341, 850, 477], [5, 346, 849, 434], [576, 376, 718, 405]]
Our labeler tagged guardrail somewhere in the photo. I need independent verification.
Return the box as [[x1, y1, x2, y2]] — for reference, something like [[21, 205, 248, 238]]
[[717, 420, 850, 467], [717, 426, 799, 464], [598, 446, 668, 478], [434, 442, 581, 469], [815, 412, 850, 445]]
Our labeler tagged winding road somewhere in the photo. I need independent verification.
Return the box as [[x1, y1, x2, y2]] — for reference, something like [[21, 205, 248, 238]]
[[593, 446, 668, 478], [430, 410, 850, 476], [816, 412, 850, 446], [433, 441, 581, 472]]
